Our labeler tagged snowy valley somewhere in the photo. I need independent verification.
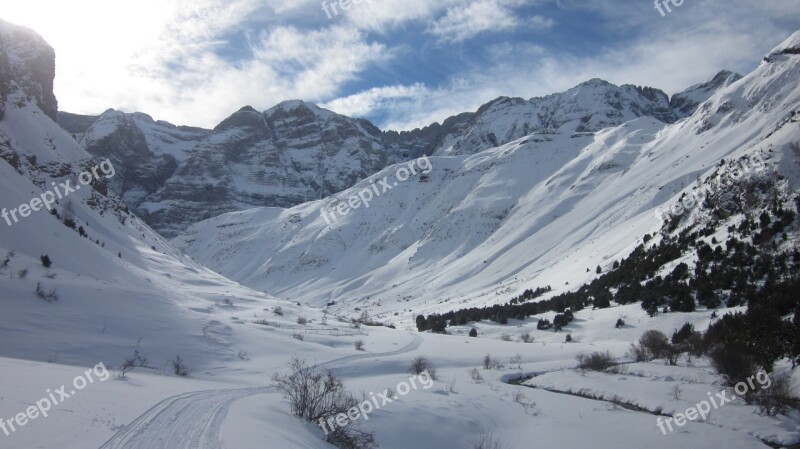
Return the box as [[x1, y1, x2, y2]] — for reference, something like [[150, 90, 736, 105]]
[[0, 14, 799, 449]]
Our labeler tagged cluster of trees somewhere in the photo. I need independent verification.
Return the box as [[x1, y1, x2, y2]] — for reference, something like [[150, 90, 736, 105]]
[[508, 286, 552, 305], [415, 289, 586, 333], [414, 182, 800, 369]]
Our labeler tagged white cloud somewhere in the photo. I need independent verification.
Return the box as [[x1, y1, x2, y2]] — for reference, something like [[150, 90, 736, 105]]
[[325, 10, 800, 131], [3, 0, 798, 133], [341, 0, 461, 34], [427, 0, 527, 43], [2, 0, 393, 128], [321, 84, 429, 118]]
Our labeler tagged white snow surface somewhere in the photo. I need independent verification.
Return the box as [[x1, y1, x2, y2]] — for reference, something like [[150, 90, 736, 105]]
[[1, 27, 799, 449]]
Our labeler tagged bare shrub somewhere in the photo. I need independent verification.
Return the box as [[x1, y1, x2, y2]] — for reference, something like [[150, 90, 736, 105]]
[[500, 334, 512, 342], [473, 433, 508, 449], [326, 426, 377, 449], [293, 333, 305, 341], [520, 333, 534, 343], [384, 387, 396, 399], [483, 354, 497, 370], [273, 306, 284, 316], [354, 340, 365, 351], [509, 354, 522, 369], [171, 355, 191, 377], [606, 363, 628, 375], [17, 268, 28, 279], [576, 351, 615, 372], [469, 368, 484, 384], [628, 342, 649, 362], [671, 384, 683, 400], [630, 330, 678, 364], [446, 376, 457, 393], [755, 373, 798, 416], [35, 282, 58, 301], [272, 358, 376, 449], [511, 390, 536, 414], [119, 349, 148, 379], [408, 356, 438, 380], [0, 250, 13, 272], [297, 316, 308, 325]]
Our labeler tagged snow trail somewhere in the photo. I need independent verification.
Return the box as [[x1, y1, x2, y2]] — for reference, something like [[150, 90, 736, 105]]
[[97, 332, 422, 449]]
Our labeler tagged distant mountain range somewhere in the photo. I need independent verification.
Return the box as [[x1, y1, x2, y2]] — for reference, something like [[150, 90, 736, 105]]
[[58, 70, 740, 237]]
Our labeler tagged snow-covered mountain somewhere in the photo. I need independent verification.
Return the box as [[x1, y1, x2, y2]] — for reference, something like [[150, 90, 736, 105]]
[[174, 31, 800, 325], [71, 109, 209, 207], [64, 72, 736, 237], [0, 19, 306, 371]]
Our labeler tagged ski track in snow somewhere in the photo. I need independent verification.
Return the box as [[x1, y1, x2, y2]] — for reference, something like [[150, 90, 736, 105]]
[[97, 333, 423, 449]]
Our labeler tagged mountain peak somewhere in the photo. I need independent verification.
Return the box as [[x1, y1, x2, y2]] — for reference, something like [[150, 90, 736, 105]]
[[764, 29, 800, 62], [237, 105, 258, 113], [213, 105, 267, 132], [577, 78, 614, 89]]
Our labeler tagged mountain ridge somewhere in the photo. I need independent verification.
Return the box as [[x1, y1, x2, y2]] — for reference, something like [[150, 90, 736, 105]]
[[62, 72, 740, 237]]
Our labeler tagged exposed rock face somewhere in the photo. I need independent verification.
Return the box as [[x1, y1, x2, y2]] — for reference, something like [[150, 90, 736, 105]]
[[138, 101, 397, 237], [77, 111, 171, 204], [0, 35, 9, 120], [57, 111, 99, 137], [0, 19, 57, 120]]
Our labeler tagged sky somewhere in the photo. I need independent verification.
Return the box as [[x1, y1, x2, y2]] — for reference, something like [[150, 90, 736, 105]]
[[2, 0, 799, 131]]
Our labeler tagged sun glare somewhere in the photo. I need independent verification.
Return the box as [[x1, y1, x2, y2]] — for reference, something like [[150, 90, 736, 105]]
[[2, 1, 177, 113]]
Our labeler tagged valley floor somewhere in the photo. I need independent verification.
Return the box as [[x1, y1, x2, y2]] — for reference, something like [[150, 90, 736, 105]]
[[2, 303, 797, 449]]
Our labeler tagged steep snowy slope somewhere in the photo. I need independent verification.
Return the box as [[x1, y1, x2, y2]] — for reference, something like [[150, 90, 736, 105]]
[[175, 31, 800, 324], [669, 70, 743, 116]]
